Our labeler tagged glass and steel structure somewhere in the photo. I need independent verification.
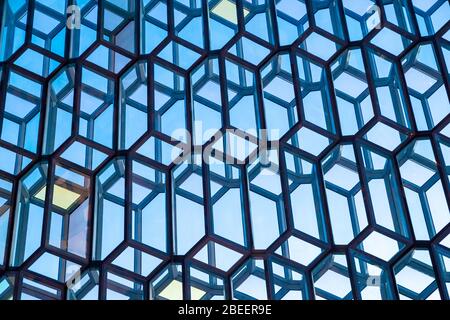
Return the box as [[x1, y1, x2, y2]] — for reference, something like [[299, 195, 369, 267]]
[[0, 0, 449, 300]]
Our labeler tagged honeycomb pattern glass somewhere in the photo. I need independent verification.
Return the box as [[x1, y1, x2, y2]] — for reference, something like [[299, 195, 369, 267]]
[[0, 0, 449, 300]]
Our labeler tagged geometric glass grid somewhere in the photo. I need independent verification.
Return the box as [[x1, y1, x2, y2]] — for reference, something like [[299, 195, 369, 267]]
[[0, 0, 449, 300]]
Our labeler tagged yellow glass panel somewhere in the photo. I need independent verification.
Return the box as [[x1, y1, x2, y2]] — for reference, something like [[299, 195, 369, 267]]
[[211, 0, 249, 25], [191, 286, 206, 300], [35, 185, 81, 210], [158, 280, 205, 300], [35, 186, 47, 201]]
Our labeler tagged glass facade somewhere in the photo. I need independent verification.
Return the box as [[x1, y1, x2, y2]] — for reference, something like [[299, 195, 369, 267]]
[[0, 0, 449, 300]]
